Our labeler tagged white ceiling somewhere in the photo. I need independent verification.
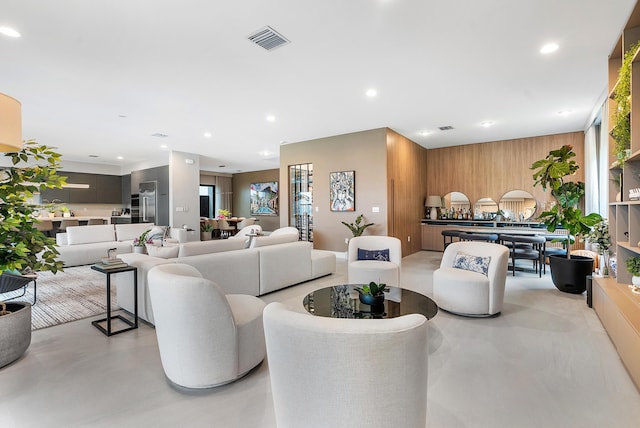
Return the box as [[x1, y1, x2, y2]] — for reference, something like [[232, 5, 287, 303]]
[[1, 0, 636, 173]]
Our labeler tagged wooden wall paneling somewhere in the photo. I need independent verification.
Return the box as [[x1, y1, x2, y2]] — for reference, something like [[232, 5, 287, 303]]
[[426, 132, 584, 219], [386, 129, 428, 256]]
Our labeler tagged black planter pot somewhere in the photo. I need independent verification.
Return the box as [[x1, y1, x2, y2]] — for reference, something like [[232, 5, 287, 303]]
[[548, 254, 594, 294]]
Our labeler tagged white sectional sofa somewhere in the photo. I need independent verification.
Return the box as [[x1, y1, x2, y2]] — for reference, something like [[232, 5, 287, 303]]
[[54, 223, 182, 267], [114, 240, 336, 324]]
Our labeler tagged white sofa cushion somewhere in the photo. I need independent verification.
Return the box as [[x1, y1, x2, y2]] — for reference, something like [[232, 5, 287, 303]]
[[250, 233, 298, 248], [146, 244, 180, 259], [178, 239, 247, 257], [66, 224, 116, 245], [258, 241, 312, 294], [115, 223, 154, 242], [176, 249, 261, 297]]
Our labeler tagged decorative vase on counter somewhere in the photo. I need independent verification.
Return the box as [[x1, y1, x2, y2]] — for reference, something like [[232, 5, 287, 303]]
[[609, 254, 617, 278]]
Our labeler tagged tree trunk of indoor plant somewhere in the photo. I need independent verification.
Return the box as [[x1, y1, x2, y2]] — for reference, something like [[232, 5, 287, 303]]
[[548, 254, 594, 294], [0, 302, 32, 368]]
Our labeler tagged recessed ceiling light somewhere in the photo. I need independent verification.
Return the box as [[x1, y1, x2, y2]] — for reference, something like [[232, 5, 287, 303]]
[[266, 115, 276, 122], [419, 130, 432, 136], [203, 132, 212, 138], [480, 121, 494, 127], [366, 89, 377, 97], [0, 27, 21, 38], [540, 43, 559, 54], [117, 156, 123, 160], [160, 144, 168, 149], [557, 110, 572, 116]]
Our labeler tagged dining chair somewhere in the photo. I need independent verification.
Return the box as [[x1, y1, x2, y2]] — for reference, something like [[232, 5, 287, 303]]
[[499, 234, 546, 277]]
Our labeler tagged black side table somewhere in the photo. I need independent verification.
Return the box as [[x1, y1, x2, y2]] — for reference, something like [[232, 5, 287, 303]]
[[90, 264, 138, 336]]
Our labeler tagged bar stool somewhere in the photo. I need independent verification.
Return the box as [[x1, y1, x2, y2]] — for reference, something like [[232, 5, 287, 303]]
[[500, 234, 545, 277], [442, 230, 462, 249], [458, 232, 499, 243], [35, 219, 54, 237], [58, 219, 79, 233]]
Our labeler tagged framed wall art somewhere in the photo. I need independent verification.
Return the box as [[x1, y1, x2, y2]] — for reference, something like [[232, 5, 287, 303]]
[[250, 181, 279, 216], [329, 170, 355, 212]]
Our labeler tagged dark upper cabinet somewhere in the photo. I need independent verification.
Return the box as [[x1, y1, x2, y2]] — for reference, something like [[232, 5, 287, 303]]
[[96, 175, 122, 204], [40, 172, 123, 204], [121, 174, 131, 206], [40, 187, 69, 203], [67, 173, 97, 203]]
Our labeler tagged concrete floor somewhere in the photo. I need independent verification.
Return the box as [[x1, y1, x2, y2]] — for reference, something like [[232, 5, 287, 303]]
[[1, 251, 639, 428]]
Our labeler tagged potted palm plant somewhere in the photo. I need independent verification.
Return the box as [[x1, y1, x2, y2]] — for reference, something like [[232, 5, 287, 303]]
[[341, 214, 374, 237], [1, 140, 66, 367], [531, 145, 603, 293], [200, 222, 213, 241], [625, 256, 640, 294]]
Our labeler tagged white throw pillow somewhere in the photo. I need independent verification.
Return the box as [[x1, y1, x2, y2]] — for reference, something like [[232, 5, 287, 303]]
[[145, 244, 179, 259]]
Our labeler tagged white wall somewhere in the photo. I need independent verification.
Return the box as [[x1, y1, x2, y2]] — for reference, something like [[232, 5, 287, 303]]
[[169, 151, 201, 234]]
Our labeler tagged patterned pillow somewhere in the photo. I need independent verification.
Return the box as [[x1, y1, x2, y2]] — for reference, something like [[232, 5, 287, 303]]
[[357, 248, 390, 261], [453, 252, 491, 276]]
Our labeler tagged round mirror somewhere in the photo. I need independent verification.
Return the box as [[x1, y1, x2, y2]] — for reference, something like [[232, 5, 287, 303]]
[[499, 190, 537, 221], [474, 197, 499, 220], [440, 192, 471, 219]]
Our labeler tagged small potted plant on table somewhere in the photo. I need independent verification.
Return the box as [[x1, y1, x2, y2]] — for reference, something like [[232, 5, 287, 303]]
[[200, 222, 213, 241], [355, 281, 387, 309]]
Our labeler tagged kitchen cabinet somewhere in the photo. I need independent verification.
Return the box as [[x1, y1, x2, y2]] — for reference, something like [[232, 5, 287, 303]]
[[96, 175, 122, 204]]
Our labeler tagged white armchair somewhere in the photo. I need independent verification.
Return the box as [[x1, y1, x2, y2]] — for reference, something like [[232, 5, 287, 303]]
[[433, 241, 509, 316], [147, 263, 266, 388], [347, 236, 402, 287], [263, 302, 428, 428]]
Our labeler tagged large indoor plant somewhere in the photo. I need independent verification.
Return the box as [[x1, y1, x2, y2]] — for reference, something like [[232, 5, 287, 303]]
[[0, 140, 66, 274], [1, 140, 66, 367], [531, 144, 602, 293]]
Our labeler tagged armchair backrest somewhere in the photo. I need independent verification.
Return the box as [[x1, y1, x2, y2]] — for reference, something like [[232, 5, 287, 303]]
[[263, 302, 428, 428], [441, 241, 509, 283], [347, 236, 402, 265], [147, 263, 238, 387]]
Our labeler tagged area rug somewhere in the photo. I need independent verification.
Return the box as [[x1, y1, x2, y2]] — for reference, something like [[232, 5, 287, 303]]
[[1, 266, 118, 330]]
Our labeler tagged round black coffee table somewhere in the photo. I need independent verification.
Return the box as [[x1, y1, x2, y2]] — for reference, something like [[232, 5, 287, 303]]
[[303, 285, 438, 320]]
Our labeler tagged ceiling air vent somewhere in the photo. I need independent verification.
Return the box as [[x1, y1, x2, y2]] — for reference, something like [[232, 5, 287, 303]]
[[151, 133, 168, 138], [248, 26, 290, 51], [438, 126, 454, 131]]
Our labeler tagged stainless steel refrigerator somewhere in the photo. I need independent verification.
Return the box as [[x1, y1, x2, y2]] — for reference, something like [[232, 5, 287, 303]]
[[139, 181, 157, 224]]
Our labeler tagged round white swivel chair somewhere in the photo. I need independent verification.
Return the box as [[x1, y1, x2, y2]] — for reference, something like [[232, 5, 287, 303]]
[[263, 302, 428, 428], [433, 241, 509, 317], [147, 263, 266, 388], [347, 236, 402, 287]]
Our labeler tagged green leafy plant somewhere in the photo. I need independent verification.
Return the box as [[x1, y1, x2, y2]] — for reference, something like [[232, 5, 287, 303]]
[[341, 214, 374, 237], [200, 222, 213, 232], [355, 281, 387, 297], [0, 140, 66, 274], [611, 40, 640, 166], [625, 256, 640, 277], [531, 145, 602, 258], [133, 229, 151, 247]]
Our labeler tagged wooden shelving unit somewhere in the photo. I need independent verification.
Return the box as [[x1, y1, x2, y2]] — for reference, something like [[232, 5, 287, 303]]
[[594, 1, 640, 391]]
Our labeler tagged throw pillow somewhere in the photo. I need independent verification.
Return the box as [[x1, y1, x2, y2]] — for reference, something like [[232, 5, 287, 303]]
[[453, 252, 491, 276], [357, 248, 390, 262], [145, 244, 179, 259]]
